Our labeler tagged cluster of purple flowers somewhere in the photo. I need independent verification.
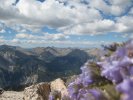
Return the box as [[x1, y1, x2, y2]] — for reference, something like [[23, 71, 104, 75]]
[[49, 40, 133, 100], [67, 62, 106, 100], [98, 40, 133, 100]]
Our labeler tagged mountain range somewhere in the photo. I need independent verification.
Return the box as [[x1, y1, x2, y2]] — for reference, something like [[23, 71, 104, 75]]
[[0, 45, 97, 90]]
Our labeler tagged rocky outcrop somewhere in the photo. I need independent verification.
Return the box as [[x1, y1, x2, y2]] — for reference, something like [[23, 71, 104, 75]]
[[50, 78, 68, 99], [23, 78, 68, 100], [23, 82, 50, 100]]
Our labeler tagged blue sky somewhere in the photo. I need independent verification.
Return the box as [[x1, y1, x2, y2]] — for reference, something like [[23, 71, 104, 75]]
[[0, 0, 132, 48]]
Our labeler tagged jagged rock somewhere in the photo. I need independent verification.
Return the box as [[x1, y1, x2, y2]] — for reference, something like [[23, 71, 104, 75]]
[[23, 78, 68, 100], [50, 78, 68, 99], [23, 82, 50, 100]]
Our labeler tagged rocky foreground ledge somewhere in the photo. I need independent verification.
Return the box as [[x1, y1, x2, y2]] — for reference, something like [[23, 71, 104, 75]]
[[0, 78, 68, 100], [0, 91, 23, 100]]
